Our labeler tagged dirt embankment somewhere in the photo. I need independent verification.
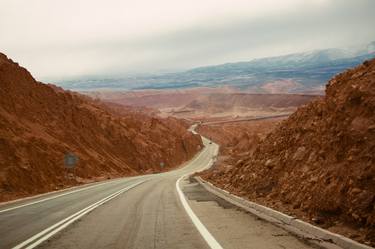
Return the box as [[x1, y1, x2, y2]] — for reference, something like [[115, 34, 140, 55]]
[[0, 53, 202, 202], [200, 59, 375, 246]]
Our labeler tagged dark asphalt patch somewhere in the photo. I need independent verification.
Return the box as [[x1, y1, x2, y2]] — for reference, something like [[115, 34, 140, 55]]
[[183, 177, 235, 209]]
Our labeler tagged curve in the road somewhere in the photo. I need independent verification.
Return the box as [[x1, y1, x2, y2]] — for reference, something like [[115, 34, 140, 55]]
[[1, 128, 222, 249], [176, 175, 223, 249]]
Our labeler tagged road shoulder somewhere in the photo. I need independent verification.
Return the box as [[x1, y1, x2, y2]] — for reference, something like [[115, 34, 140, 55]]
[[181, 176, 322, 249], [194, 176, 374, 249]]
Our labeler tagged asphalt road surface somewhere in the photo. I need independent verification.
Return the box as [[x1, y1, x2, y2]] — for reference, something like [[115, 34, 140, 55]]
[[0, 136, 318, 249]]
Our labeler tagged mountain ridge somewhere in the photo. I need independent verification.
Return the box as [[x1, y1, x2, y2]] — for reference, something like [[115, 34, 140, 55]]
[[57, 41, 375, 93]]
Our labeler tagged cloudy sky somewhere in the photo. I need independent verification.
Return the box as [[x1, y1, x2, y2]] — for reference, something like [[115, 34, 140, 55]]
[[1, 0, 375, 80]]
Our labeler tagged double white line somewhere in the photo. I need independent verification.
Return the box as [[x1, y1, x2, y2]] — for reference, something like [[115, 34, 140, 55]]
[[0, 180, 121, 214], [13, 180, 146, 249]]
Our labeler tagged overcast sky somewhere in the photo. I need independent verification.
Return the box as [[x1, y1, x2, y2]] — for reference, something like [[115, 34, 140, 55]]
[[1, 0, 375, 80]]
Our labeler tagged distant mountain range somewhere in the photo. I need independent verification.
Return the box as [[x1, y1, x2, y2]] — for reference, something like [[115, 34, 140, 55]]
[[57, 41, 375, 93]]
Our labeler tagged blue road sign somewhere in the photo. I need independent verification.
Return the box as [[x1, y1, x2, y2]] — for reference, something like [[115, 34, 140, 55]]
[[64, 153, 78, 168]]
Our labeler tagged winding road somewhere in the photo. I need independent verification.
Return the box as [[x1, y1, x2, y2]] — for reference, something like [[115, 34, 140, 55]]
[[0, 134, 317, 249]]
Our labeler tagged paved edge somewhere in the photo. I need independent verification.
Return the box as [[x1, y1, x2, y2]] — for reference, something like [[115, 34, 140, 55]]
[[175, 137, 223, 249], [175, 136, 224, 249], [195, 176, 374, 249], [176, 175, 223, 249]]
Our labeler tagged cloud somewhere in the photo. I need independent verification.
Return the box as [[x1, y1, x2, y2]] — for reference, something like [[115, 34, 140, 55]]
[[0, 0, 374, 80]]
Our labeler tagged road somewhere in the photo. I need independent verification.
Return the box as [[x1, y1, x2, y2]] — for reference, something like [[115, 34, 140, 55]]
[[201, 114, 290, 126], [0, 135, 318, 249]]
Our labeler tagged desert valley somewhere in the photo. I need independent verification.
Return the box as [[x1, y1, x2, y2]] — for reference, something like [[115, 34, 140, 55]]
[[1, 51, 374, 247], [1, 1, 375, 248]]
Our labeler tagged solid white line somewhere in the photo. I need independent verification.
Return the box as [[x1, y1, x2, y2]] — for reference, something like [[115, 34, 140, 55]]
[[176, 141, 223, 249], [0, 179, 123, 214], [176, 175, 223, 249], [13, 180, 146, 249]]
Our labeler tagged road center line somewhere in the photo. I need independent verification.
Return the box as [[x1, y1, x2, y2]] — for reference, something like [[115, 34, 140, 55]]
[[0, 178, 126, 214], [12, 180, 147, 249]]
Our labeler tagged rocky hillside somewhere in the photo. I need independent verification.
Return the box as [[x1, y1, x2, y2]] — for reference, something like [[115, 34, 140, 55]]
[[200, 59, 375, 245], [0, 53, 202, 202]]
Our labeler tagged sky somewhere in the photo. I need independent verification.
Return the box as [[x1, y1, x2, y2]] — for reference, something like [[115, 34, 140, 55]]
[[1, 0, 375, 81]]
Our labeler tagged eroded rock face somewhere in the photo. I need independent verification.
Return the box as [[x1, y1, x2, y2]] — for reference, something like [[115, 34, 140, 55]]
[[201, 59, 375, 245], [0, 53, 202, 201]]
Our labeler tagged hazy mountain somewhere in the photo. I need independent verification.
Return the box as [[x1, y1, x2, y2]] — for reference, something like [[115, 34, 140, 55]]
[[57, 41, 375, 93]]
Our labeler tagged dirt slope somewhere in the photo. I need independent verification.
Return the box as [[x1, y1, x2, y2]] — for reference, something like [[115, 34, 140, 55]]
[[200, 59, 375, 245], [0, 53, 202, 202]]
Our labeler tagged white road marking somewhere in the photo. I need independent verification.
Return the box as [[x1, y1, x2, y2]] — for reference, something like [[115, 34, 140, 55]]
[[0, 179, 123, 214], [176, 176, 223, 249], [12, 180, 146, 249], [176, 142, 223, 249]]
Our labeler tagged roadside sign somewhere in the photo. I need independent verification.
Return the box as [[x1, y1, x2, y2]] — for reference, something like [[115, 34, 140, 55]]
[[64, 153, 78, 168], [160, 162, 165, 169]]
